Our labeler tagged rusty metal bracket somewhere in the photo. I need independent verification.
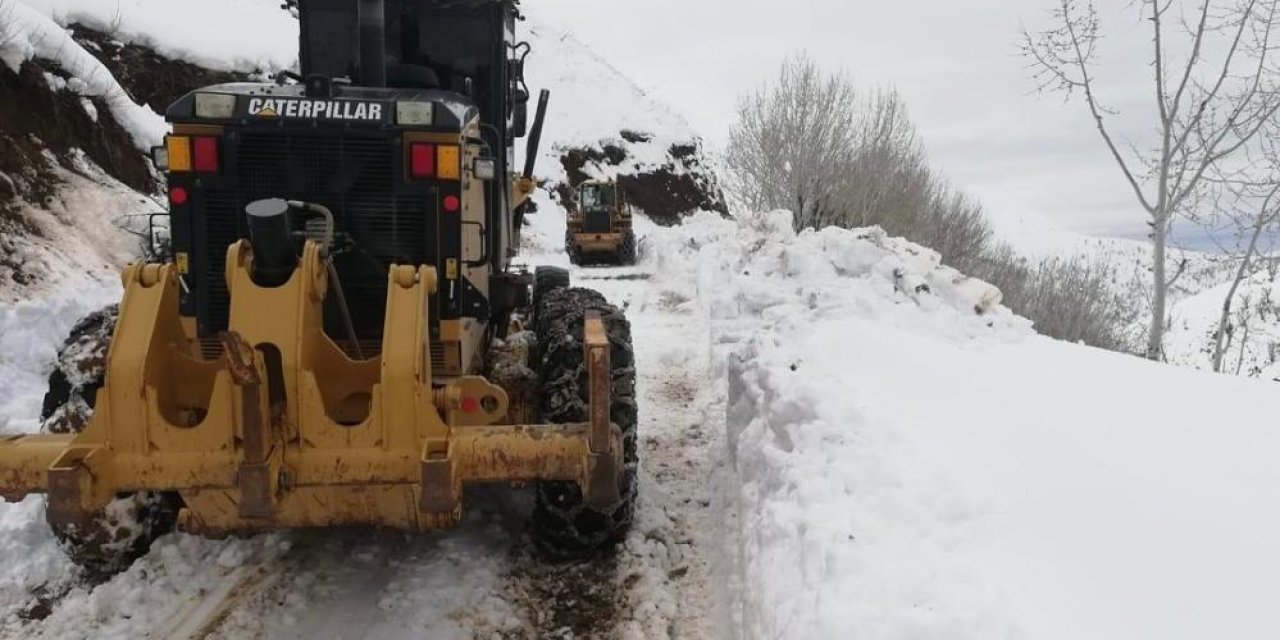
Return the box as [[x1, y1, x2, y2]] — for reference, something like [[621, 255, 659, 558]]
[[45, 445, 110, 529], [419, 445, 460, 514], [584, 311, 611, 456], [582, 311, 623, 508]]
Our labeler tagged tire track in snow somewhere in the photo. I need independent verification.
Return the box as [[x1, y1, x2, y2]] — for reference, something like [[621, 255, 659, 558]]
[[156, 561, 283, 640], [578, 265, 723, 638], [200, 505, 528, 640]]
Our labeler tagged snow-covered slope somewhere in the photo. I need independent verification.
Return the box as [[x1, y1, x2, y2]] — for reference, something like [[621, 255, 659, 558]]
[[12, 0, 297, 72], [1167, 270, 1280, 378]]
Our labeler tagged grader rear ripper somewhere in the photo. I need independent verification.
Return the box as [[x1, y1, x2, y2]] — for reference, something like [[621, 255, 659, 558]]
[[0, 0, 637, 573]]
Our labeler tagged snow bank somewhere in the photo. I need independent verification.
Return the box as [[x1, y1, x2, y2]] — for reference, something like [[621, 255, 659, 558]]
[[0, 271, 120, 433], [2, 0, 166, 150], [14, 0, 297, 72], [647, 210, 1280, 638]]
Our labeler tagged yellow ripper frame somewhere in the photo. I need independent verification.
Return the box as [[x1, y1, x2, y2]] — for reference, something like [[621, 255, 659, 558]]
[[0, 241, 622, 535]]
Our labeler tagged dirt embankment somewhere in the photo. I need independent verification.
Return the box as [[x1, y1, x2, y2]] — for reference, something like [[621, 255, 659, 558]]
[[0, 59, 151, 218], [554, 133, 728, 226], [1, 25, 248, 289], [70, 25, 249, 114], [0, 25, 248, 220]]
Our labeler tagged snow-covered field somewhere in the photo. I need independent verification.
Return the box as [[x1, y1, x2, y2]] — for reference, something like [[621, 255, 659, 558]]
[[3, 0, 1280, 638]]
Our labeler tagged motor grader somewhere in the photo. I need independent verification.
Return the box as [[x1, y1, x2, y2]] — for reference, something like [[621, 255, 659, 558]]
[[566, 180, 637, 265], [2, 0, 637, 574]]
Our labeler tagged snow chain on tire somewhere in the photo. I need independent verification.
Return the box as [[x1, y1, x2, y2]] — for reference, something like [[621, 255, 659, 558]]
[[564, 231, 583, 265], [618, 230, 637, 265], [531, 287, 638, 557], [39, 305, 181, 581]]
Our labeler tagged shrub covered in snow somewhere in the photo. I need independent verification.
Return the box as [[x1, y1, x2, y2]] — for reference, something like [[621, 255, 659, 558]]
[[966, 244, 1142, 352]]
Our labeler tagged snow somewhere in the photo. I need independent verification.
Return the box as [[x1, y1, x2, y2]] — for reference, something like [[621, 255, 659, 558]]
[[1, 0, 167, 150], [632, 208, 1280, 638], [4, 0, 1280, 637], [0, 155, 147, 432], [522, 18, 698, 171], [14, 0, 297, 72]]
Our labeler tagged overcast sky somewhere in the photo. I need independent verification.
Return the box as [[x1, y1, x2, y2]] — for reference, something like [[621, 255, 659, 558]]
[[533, 0, 1178, 241]]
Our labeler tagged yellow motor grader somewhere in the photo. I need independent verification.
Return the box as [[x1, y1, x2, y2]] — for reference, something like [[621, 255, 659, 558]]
[[2, 0, 637, 574]]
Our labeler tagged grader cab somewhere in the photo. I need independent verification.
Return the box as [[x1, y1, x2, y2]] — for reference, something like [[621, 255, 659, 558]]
[[1, 0, 637, 574]]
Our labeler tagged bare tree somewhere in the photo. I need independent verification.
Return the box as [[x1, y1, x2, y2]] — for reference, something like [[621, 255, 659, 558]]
[[1199, 129, 1280, 371], [726, 55, 860, 228], [838, 90, 928, 229], [970, 244, 1142, 351], [1022, 0, 1280, 361], [726, 56, 996, 268]]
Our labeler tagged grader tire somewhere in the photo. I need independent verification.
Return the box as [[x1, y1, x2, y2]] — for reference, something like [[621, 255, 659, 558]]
[[532, 266, 570, 317], [39, 306, 116, 434], [531, 288, 638, 557], [39, 305, 180, 581]]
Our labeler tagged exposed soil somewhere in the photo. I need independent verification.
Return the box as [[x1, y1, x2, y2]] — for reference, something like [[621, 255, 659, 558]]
[[0, 58, 156, 213], [505, 548, 625, 639], [618, 168, 726, 227], [70, 25, 251, 114], [620, 130, 653, 144], [553, 132, 728, 228]]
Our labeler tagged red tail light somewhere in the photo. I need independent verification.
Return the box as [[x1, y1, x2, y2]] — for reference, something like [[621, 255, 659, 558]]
[[192, 136, 219, 173], [410, 143, 436, 178]]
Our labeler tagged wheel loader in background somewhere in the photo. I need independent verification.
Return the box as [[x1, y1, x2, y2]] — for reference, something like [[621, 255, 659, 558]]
[[1, 0, 638, 575], [566, 180, 637, 265]]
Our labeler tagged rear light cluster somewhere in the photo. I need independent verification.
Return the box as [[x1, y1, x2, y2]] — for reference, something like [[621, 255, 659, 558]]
[[166, 135, 220, 174], [408, 143, 461, 181]]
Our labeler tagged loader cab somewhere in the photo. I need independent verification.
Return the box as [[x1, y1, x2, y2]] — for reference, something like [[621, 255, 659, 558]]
[[573, 180, 629, 232], [159, 0, 535, 374], [579, 182, 616, 211]]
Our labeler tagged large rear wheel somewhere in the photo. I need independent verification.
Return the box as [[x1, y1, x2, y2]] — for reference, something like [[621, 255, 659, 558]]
[[39, 306, 181, 581], [530, 288, 638, 557]]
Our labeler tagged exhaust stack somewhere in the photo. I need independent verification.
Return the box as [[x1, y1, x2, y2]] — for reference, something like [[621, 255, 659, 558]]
[[359, 0, 386, 87], [245, 199, 298, 288], [523, 90, 551, 179]]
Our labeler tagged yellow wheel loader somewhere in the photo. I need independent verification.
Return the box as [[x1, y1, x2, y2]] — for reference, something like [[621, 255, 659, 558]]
[[565, 180, 637, 266], [6, 0, 637, 575]]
